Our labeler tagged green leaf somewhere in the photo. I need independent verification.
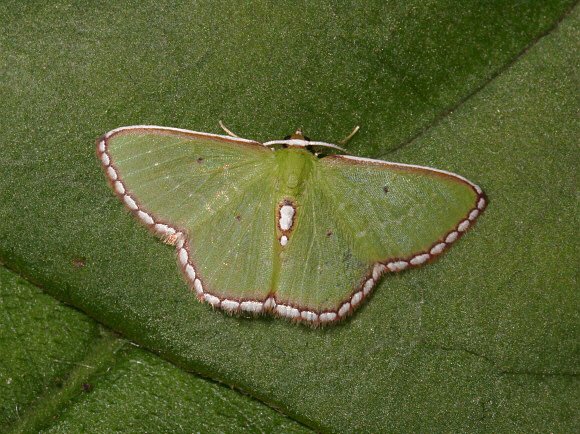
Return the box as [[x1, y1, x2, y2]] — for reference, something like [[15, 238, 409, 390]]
[[0, 266, 309, 433], [0, 1, 577, 431]]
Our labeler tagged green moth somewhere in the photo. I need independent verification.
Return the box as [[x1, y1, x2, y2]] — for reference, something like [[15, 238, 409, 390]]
[[97, 125, 486, 325]]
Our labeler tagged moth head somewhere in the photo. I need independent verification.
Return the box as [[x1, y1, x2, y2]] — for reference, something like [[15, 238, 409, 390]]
[[289, 129, 311, 142]]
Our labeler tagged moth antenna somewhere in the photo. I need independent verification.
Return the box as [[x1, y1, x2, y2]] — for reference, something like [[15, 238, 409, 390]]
[[219, 120, 241, 138], [338, 125, 361, 145]]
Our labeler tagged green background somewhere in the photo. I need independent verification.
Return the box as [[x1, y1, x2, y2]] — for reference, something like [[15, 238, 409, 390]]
[[0, 1, 578, 432]]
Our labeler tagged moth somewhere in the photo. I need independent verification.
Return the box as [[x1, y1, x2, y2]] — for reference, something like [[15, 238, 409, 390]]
[[97, 124, 486, 325]]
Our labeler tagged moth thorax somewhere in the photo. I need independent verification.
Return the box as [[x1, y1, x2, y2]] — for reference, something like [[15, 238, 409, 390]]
[[286, 173, 299, 188], [277, 147, 314, 193]]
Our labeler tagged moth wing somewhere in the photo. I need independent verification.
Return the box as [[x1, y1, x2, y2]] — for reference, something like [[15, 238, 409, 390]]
[[274, 154, 486, 321], [99, 126, 277, 308]]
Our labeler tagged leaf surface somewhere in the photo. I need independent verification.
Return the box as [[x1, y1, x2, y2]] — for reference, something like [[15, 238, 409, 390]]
[[0, 1, 577, 431], [0, 266, 309, 433]]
